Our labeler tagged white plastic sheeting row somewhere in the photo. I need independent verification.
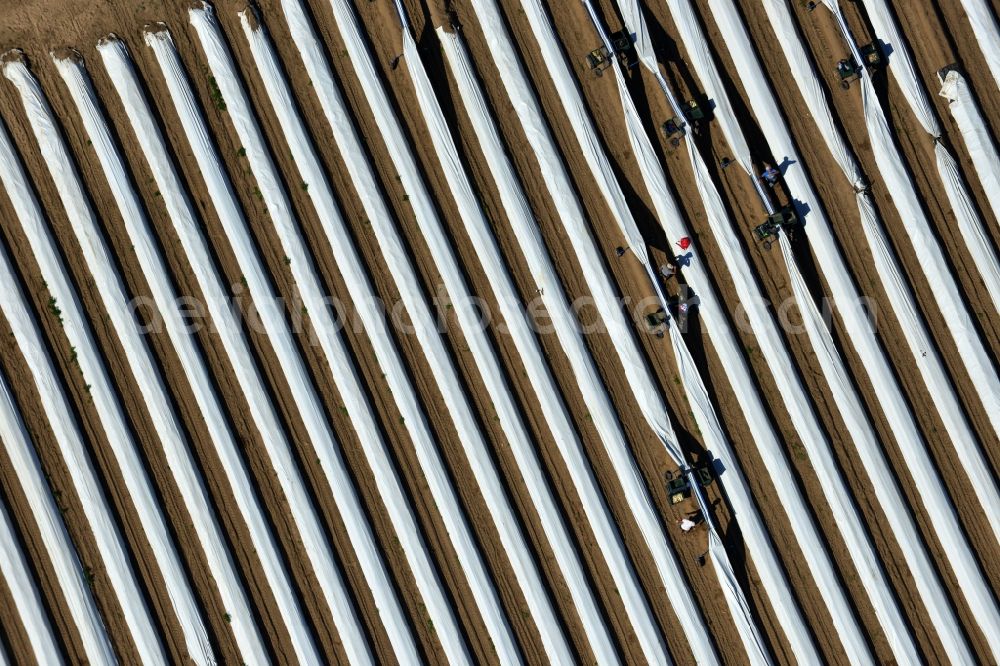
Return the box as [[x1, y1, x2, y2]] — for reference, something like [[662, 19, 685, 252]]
[[760, 6, 998, 644], [190, 7, 427, 661], [577, 5, 771, 661], [54, 53, 272, 664], [437, 27, 677, 665], [619, 0, 895, 660], [954, 0, 1000, 90], [824, 0, 1000, 542], [704, 0, 1000, 659], [240, 12, 486, 663], [315, 0, 580, 660], [508, 0, 685, 464], [854, 0, 939, 135], [235, 12, 475, 664], [467, 0, 726, 661], [0, 119, 164, 664], [624, 0, 769, 203], [141, 25, 370, 663], [393, 5, 622, 660], [760, 9, 981, 655], [0, 366, 114, 664], [3, 58, 215, 665], [0, 468, 62, 664], [98, 37, 326, 665], [939, 69, 1000, 298], [642, 0, 954, 660], [596, 1, 830, 660], [266, 0, 521, 657], [855, 0, 1000, 433]]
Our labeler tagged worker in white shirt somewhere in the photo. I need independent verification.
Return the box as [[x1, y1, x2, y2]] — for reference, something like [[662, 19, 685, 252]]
[[677, 510, 703, 532]]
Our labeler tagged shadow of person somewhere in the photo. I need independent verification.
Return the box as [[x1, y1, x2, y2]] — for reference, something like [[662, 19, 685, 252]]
[[776, 155, 797, 174]]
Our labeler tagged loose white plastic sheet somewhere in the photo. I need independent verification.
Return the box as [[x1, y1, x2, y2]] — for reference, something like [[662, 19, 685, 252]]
[[705, 0, 1000, 658], [3, 58, 215, 665], [277, 0, 521, 658], [0, 367, 114, 665], [938, 72, 1000, 314], [0, 124, 165, 665], [0, 475, 62, 664], [438, 27, 672, 665], [940, 70, 1000, 224], [394, 8, 619, 660], [55, 53, 270, 664], [143, 25, 371, 664]]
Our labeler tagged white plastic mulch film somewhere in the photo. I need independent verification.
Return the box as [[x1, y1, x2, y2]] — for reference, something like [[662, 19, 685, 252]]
[[577, 4, 770, 662], [939, 69, 1000, 308], [0, 367, 114, 664], [824, 0, 1000, 541], [615, 0, 905, 661], [276, 0, 526, 658], [0, 455, 62, 664], [191, 6, 439, 661], [0, 119, 165, 664], [508, 0, 694, 469], [141, 23, 374, 663], [705, 0, 1000, 659], [392, 4, 622, 660], [854, 0, 1000, 437], [764, 7, 1000, 643], [97, 35, 338, 665], [465, 0, 737, 661], [314, 0, 598, 660], [437, 26, 676, 665], [954, 0, 1000, 90], [3, 57, 216, 665], [54, 52, 275, 664], [235, 11, 478, 664], [852, 0, 939, 135]]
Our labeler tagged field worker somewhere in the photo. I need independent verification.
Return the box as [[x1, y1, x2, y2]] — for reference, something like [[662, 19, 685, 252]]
[[762, 163, 781, 187]]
